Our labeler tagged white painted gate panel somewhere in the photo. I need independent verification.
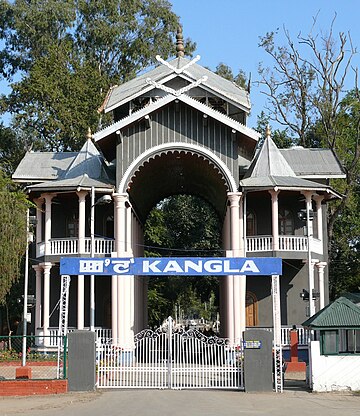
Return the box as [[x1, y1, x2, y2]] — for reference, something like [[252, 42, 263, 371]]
[[96, 317, 243, 389]]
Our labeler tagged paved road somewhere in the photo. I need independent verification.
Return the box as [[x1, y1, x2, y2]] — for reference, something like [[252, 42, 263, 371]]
[[1, 388, 360, 416]]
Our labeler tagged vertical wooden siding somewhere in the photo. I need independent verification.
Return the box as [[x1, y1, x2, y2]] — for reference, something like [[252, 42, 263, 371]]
[[116, 102, 239, 188]]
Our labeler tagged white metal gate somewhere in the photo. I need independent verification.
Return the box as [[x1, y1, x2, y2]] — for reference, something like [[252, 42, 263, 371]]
[[96, 317, 243, 389]]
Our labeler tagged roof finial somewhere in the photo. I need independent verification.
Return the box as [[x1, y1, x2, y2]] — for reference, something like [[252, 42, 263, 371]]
[[176, 26, 185, 57], [86, 127, 92, 140], [266, 124, 271, 140]]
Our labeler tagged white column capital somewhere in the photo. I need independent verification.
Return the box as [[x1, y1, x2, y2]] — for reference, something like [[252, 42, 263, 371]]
[[301, 190, 314, 202], [268, 188, 280, 198], [227, 192, 242, 206], [316, 261, 327, 269], [76, 190, 87, 201], [313, 194, 324, 204], [32, 264, 42, 272], [113, 192, 129, 203], [40, 262, 53, 272]]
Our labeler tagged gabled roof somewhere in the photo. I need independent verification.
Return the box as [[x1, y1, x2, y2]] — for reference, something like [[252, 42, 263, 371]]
[[94, 93, 260, 143], [240, 135, 342, 198], [28, 174, 114, 192], [13, 138, 115, 193], [12, 152, 77, 183], [243, 135, 296, 179], [302, 296, 360, 329], [62, 138, 112, 182], [103, 56, 251, 114], [280, 147, 346, 179]]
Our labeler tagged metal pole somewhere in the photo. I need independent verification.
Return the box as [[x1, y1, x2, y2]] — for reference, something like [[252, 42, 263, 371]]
[[90, 186, 95, 331], [22, 209, 30, 367]]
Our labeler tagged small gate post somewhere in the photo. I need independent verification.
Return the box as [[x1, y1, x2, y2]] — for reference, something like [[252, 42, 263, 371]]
[[68, 330, 96, 391], [167, 316, 173, 389], [243, 329, 273, 392]]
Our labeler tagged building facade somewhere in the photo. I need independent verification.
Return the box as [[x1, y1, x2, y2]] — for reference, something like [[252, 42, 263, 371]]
[[13, 37, 345, 348]]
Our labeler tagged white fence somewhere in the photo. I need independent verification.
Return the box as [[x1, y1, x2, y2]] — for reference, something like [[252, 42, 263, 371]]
[[44, 326, 309, 348], [37, 238, 115, 257], [246, 235, 323, 255], [96, 318, 243, 390]]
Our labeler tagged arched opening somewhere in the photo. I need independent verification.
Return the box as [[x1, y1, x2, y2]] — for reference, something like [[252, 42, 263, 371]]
[[118, 145, 237, 336], [144, 194, 222, 331]]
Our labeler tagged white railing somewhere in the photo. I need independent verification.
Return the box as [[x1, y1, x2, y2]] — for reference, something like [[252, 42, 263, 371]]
[[246, 236, 272, 252], [84, 238, 115, 255], [278, 236, 307, 251], [247, 235, 323, 255], [50, 238, 78, 255], [250, 326, 311, 346], [46, 328, 112, 347], [46, 237, 114, 256]]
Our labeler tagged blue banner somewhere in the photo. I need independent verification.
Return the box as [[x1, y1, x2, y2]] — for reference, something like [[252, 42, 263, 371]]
[[60, 257, 282, 276]]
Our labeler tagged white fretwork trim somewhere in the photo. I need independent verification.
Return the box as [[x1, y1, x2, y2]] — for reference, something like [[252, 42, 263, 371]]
[[118, 142, 238, 194], [145, 75, 208, 97], [94, 93, 260, 143]]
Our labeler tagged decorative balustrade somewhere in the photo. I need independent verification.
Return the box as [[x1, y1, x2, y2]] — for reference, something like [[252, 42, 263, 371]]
[[246, 235, 323, 255], [84, 238, 115, 255], [45, 326, 310, 347], [47, 328, 112, 347], [278, 236, 307, 251], [50, 238, 79, 255], [43, 237, 115, 256], [250, 326, 311, 346], [246, 236, 272, 252]]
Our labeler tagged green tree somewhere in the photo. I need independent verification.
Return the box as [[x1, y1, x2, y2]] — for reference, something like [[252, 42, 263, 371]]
[[214, 62, 248, 90], [0, 170, 29, 305], [257, 17, 360, 297], [0, 123, 27, 175], [0, 0, 195, 151], [144, 195, 222, 327]]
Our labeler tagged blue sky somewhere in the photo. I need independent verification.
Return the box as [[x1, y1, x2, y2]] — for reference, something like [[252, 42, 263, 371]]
[[1, 1, 359, 129], [170, 0, 360, 127]]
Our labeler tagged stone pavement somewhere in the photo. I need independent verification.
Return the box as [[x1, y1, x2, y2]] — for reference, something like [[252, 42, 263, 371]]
[[1, 387, 360, 416]]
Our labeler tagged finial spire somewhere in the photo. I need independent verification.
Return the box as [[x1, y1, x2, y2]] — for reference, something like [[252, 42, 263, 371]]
[[86, 127, 92, 140], [176, 26, 185, 57], [266, 124, 271, 140]]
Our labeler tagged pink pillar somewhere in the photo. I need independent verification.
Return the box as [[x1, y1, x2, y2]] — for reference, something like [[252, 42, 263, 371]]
[[227, 192, 244, 344], [313, 194, 324, 241], [33, 198, 43, 258], [40, 262, 52, 346], [316, 262, 327, 309], [42, 194, 55, 256], [32, 265, 42, 336], [269, 189, 279, 250]]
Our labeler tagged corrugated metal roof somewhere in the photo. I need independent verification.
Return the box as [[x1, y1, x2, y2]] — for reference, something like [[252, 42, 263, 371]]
[[12, 152, 77, 182], [240, 136, 342, 198], [105, 56, 251, 113], [240, 175, 334, 190], [280, 147, 345, 178], [13, 138, 115, 192], [28, 174, 114, 192], [302, 297, 360, 328], [243, 136, 296, 179], [63, 138, 112, 182]]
